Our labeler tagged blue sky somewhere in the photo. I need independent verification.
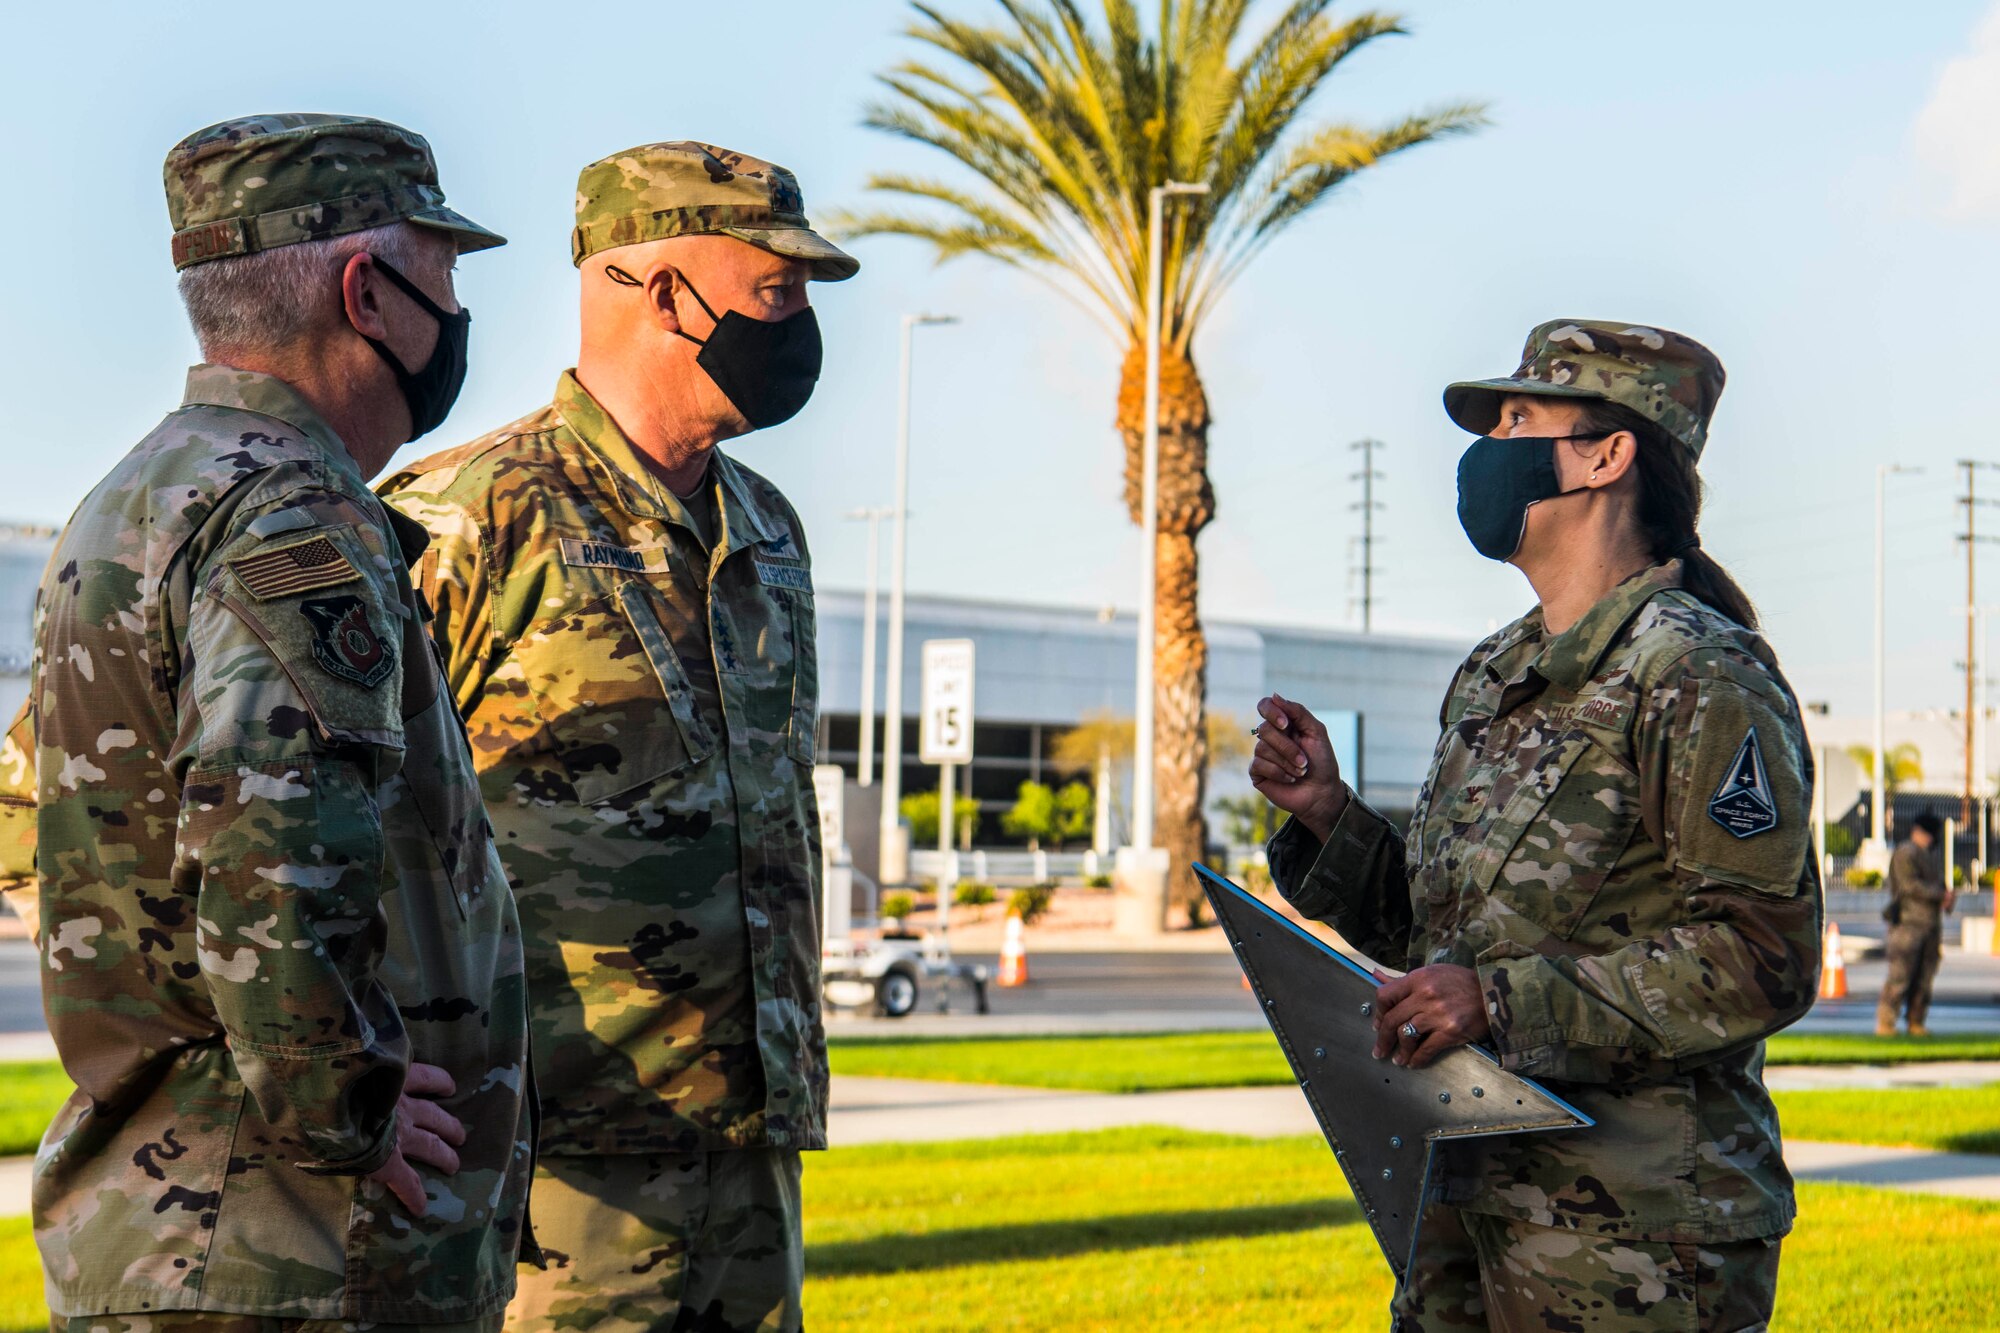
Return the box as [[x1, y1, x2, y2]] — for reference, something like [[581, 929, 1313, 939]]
[[2, 0, 1995, 721]]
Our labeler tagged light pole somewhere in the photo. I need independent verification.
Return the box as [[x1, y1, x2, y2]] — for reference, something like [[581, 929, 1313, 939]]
[[1868, 463, 1920, 866], [1131, 180, 1208, 857], [878, 313, 958, 885], [1116, 180, 1206, 937], [845, 506, 893, 787]]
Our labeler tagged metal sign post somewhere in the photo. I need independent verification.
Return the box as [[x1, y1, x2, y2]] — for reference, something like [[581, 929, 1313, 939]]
[[920, 639, 975, 935], [812, 764, 850, 951]]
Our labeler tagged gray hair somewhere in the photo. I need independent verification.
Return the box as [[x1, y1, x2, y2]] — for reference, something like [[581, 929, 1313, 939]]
[[176, 221, 452, 358]]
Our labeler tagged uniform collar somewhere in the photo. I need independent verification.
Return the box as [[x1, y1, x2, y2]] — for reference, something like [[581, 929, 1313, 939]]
[[553, 370, 780, 555], [180, 364, 367, 492], [1532, 560, 1686, 692]]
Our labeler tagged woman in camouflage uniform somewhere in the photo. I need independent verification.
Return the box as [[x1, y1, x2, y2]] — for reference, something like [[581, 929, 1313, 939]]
[[1251, 321, 1820, 1332]]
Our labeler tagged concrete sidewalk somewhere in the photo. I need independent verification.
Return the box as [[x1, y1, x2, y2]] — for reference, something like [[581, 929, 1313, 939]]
[[818, 1075, 2000, 1202], [7, 1071, 1999, 1217]]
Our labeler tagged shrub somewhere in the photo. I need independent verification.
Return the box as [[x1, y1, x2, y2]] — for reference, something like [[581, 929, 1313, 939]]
[[1085, 873, 1113, 889], [1237, 863, 1274, 895], [954, 882, 998, 908], [1843, 868, 1882, 889], [1009, 883, 1056, 924], [881, 892, 915, 922], [1823, 824, 1859, 857]]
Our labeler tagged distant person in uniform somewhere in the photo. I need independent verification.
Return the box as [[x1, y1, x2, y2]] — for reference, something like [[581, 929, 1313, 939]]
[[1251, 321, 1821, 1331], [382, 141, 855, 1333], [1877, 811, 1954, 1036]]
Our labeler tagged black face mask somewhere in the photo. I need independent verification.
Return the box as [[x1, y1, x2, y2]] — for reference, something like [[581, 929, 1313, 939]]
[[360, 257, 470, 443], [672, 275, 823, 430], [1454, 432, 1610, 561]]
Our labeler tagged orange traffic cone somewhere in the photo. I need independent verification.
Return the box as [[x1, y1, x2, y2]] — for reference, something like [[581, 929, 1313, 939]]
[[1818, 920, 1847, 1000], [998, 913, 1029, 987]]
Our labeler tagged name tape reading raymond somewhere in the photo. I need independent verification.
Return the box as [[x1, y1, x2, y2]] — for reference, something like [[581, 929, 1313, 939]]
[[560, 538, 671, 575]]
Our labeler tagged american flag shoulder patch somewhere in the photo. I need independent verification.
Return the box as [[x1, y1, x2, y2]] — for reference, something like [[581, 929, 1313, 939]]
[[230, 536, 362, 600]]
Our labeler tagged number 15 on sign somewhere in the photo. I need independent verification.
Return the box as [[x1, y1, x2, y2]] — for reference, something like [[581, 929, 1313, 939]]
[[920, 639, 975, 927], [920, 639, 975, 764]]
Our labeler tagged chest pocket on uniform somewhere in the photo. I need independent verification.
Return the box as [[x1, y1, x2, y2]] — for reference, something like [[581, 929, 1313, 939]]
[[528, 582, 720, 805], [783, 591, 818, 766], [1469, 729, 1642, 940]]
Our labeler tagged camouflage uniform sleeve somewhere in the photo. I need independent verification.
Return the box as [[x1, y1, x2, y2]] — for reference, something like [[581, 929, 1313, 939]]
[[0, 700, 38, 939], [173, 494, 414, 1174], [1265, 792, 1413, 965], [386, 488, 499, 712], [1888, 844, 1946, 906], [1479, 650, 1821, 1084]]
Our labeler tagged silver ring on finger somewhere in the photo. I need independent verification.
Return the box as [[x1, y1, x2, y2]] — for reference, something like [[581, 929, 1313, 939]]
[[1401, 1021, 1421, 1040]]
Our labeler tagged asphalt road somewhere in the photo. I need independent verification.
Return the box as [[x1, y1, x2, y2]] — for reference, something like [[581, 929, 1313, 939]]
[[8, 928, 2000, 1041]]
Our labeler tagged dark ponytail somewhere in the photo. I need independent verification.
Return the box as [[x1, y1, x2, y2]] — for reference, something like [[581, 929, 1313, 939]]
[[1573, 400, 1760, 631]]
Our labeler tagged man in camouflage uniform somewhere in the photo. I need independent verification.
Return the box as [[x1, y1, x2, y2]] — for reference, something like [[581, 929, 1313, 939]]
[[381, 141, 854, 1333], [1877, 811, 1952, 1035], [1252, 323, 1820, 1330], [0, 115, 535, 1331]]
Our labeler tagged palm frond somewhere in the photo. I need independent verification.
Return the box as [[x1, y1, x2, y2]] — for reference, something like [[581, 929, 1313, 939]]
[[847, 0, 1485, 344]]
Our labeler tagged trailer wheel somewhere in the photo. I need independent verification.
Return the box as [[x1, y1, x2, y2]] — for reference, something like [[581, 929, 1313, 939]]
[[875, 967, 919, 1018]]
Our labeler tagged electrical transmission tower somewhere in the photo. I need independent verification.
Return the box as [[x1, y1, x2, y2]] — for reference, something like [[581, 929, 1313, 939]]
[[1348, 438, 1386, 631], [1959, 460, 2000, 829]]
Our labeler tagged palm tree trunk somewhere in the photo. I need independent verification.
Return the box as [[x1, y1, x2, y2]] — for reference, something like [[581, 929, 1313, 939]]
[[1117, 341, 1214, 921]]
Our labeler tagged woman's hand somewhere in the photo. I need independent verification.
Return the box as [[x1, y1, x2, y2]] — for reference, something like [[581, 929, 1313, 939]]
[[1249, 693, 1348, 843], [1371, 965, 1490, 1069]]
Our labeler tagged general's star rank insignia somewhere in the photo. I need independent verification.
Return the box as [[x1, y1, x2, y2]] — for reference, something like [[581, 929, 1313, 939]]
[[1708, 727, 1779, 838], [299, 595, 395, 689]]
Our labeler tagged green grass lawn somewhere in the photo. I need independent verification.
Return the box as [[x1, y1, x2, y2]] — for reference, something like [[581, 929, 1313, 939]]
[[0, 1065, 64, 1159], [1776, 1085, 2000, 1155], [2, 1130, 1995, 1331], [829, 1029, 2000, 1094], [0, 1218, 35, 1333]]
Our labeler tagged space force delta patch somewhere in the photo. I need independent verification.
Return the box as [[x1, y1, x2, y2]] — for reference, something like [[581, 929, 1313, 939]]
[[1708, 728, 1779, 838]]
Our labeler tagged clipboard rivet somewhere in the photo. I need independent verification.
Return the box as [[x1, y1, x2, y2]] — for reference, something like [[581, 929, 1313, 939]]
[[1472, 1087, 1485, 1098], [1360, 1002, 1372, 1016], [1313, 1047, 1326, 1059], [1438, 1091, 1452, 1104], [1381, 1168, 1394, 1180], [1389, 1136, 1402, 1148]]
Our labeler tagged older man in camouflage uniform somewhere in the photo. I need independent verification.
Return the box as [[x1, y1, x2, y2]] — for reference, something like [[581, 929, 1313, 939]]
[[1255, 323, 1820, 1329], [0, 115, 535, 1332], [381, 142, 853, 1333]]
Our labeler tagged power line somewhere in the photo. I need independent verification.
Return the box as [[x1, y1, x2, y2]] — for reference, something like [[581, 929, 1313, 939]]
[[1348, 438, 1385, 632]]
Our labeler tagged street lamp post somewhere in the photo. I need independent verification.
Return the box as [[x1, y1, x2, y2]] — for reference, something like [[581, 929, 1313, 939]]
[[845, 506, 893, 787], [1867, 463, 1920, 867], [1118, 179, 1207, 935], [878, 313, 958, 886]]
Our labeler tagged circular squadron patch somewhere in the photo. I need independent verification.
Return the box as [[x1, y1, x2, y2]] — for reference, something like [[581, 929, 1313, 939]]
[[299, 595, 395, 689]]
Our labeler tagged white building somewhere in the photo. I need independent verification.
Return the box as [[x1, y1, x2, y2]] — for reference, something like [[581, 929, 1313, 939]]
[[812, 589, 1465, 843], [0, 527, 55, 724]]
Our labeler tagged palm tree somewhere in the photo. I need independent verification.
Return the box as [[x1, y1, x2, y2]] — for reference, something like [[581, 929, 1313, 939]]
[[833, 0, 1485, 914], [1846, 742, 1923, 794]]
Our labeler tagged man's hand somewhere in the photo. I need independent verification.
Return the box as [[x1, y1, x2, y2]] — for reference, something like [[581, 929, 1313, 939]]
[[365, 1062, 465, 1216], [1371, 965, 1490, 1069], [1249, 693, 1348, 843]]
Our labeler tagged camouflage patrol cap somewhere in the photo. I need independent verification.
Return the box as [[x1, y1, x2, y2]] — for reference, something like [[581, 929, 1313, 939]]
[[1444, 320, 1727, 457], [572, 141, 858, 280], [165, 113, 505, 270]]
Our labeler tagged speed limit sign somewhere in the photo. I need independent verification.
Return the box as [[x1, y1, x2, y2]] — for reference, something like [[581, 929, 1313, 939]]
[[919, 639, 975, 765]]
